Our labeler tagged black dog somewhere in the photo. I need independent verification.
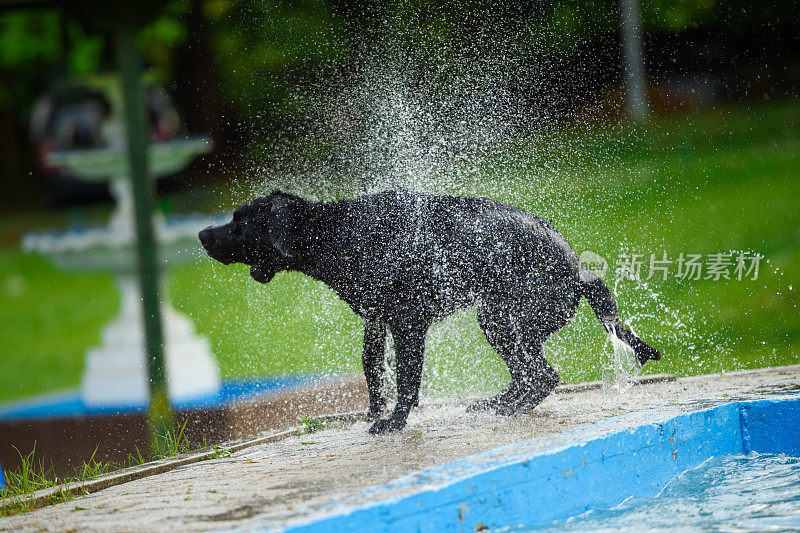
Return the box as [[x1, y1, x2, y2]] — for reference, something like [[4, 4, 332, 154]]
[[199, 190, 660, 434]]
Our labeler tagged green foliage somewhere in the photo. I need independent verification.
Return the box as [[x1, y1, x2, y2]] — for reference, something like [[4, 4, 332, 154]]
[[0, 2, 187, 112], [0, 0, 793, 128], [139, 13, 189, 67], [640, 0, 716, 32], [209, 0, 348, 123], [66, 23, 105, 75], [340, 0, 717, 61], [0, 11, 107, 109], [299, 415, 329, 434], [0, 11, 62, 68]]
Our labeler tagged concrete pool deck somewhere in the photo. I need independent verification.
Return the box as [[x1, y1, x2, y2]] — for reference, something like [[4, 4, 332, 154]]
[[1, 365, 798, 531]]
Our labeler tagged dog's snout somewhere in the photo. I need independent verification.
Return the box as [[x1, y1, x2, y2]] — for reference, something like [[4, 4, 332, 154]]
[[198, 226, 213, 245]]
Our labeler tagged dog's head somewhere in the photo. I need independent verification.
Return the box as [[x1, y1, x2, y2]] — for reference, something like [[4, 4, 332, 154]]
[[198, 190, 306, 283]]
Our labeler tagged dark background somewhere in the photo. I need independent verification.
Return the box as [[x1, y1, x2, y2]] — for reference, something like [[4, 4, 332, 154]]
[[1, 0, 797, 208]]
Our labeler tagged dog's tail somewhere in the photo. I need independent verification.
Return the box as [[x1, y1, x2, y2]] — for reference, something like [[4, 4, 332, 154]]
[[581, 272, 660, 365]]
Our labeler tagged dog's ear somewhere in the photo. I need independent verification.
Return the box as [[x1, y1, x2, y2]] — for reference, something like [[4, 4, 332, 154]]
[[267, 191, 306, 258]]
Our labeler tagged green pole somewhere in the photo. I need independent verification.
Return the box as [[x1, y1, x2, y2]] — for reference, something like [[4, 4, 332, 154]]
[[620, 0, 648, 120], [116, 22, 173, 454]]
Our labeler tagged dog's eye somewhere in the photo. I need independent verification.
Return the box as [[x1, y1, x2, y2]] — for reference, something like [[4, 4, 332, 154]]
[[231, 224, 244, 238]]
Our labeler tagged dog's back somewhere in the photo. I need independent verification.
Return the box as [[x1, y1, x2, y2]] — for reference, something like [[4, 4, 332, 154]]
[[304, 190, 583, 320]]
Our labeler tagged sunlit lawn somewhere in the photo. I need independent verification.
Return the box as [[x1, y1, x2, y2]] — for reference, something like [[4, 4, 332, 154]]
[[1, 100, 798, 404]]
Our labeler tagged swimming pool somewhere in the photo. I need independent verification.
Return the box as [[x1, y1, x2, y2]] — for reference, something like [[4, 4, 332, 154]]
[[528, 452, 800, 532], [272, 395, 800, 532]]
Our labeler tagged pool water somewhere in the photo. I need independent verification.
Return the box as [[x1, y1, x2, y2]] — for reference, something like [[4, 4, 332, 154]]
[[525, 453, 800, 532]]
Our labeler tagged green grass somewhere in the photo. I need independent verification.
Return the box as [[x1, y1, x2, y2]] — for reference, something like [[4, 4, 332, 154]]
[[204, 445, 233, 460], [0, 423, 203, 517], [151, 420, 195, 459], [0, 252, 117, 401], [0, 444, 127, 517], [0, 445, 67, 515], [0, 100, 798, 404], [299, 415, 326, 434]]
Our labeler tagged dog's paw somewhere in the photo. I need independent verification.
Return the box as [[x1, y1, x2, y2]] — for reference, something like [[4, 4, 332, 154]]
[[365, 406, 385, 422], [472, 395, 519, 416], [513, 392, 551, 414], [466, 398, 497, 413], [368, 417, 406, 434], [492, 403, 518, 416]]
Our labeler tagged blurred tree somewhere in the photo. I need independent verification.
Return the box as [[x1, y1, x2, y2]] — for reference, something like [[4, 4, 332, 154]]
[[1, 0, 795, 124], [205, 0, 347, 135], [0, 0, 797, 205], [0, 6, 182, 205], [0, 10, 78, 203], [172, 0, 235, 163]]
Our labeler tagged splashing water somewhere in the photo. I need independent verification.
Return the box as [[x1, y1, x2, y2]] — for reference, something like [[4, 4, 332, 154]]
[[231, 43, 667, 399], [602, 326, 641, 395], [200, 7, 762, 403], [527, 453, 800, 532]]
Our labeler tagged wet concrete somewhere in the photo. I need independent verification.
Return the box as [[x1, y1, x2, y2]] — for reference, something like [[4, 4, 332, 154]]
[[1, 365, 798, 532]]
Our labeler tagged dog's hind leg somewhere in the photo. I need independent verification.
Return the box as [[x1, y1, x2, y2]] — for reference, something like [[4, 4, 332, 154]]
[[468, 304, 559, 415], [369, 319, 427, 434], [501, 340, 559, 415], [362, 317, 388, 421]]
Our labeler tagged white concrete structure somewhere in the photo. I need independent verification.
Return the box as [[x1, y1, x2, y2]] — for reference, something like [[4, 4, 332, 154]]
[[23, 138, 221, 407]]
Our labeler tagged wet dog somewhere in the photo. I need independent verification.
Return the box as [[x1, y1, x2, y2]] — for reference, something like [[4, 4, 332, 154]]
[[199, 190, 660, 433]]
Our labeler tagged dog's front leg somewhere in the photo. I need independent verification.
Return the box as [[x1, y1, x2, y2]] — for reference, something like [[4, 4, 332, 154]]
[[369, 323, 426, 434], [362, 318, 387, 421]]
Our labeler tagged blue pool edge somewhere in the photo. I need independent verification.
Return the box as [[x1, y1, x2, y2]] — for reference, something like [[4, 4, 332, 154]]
[[0, 374, 337, 422], [264, 395, 800, 533]]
